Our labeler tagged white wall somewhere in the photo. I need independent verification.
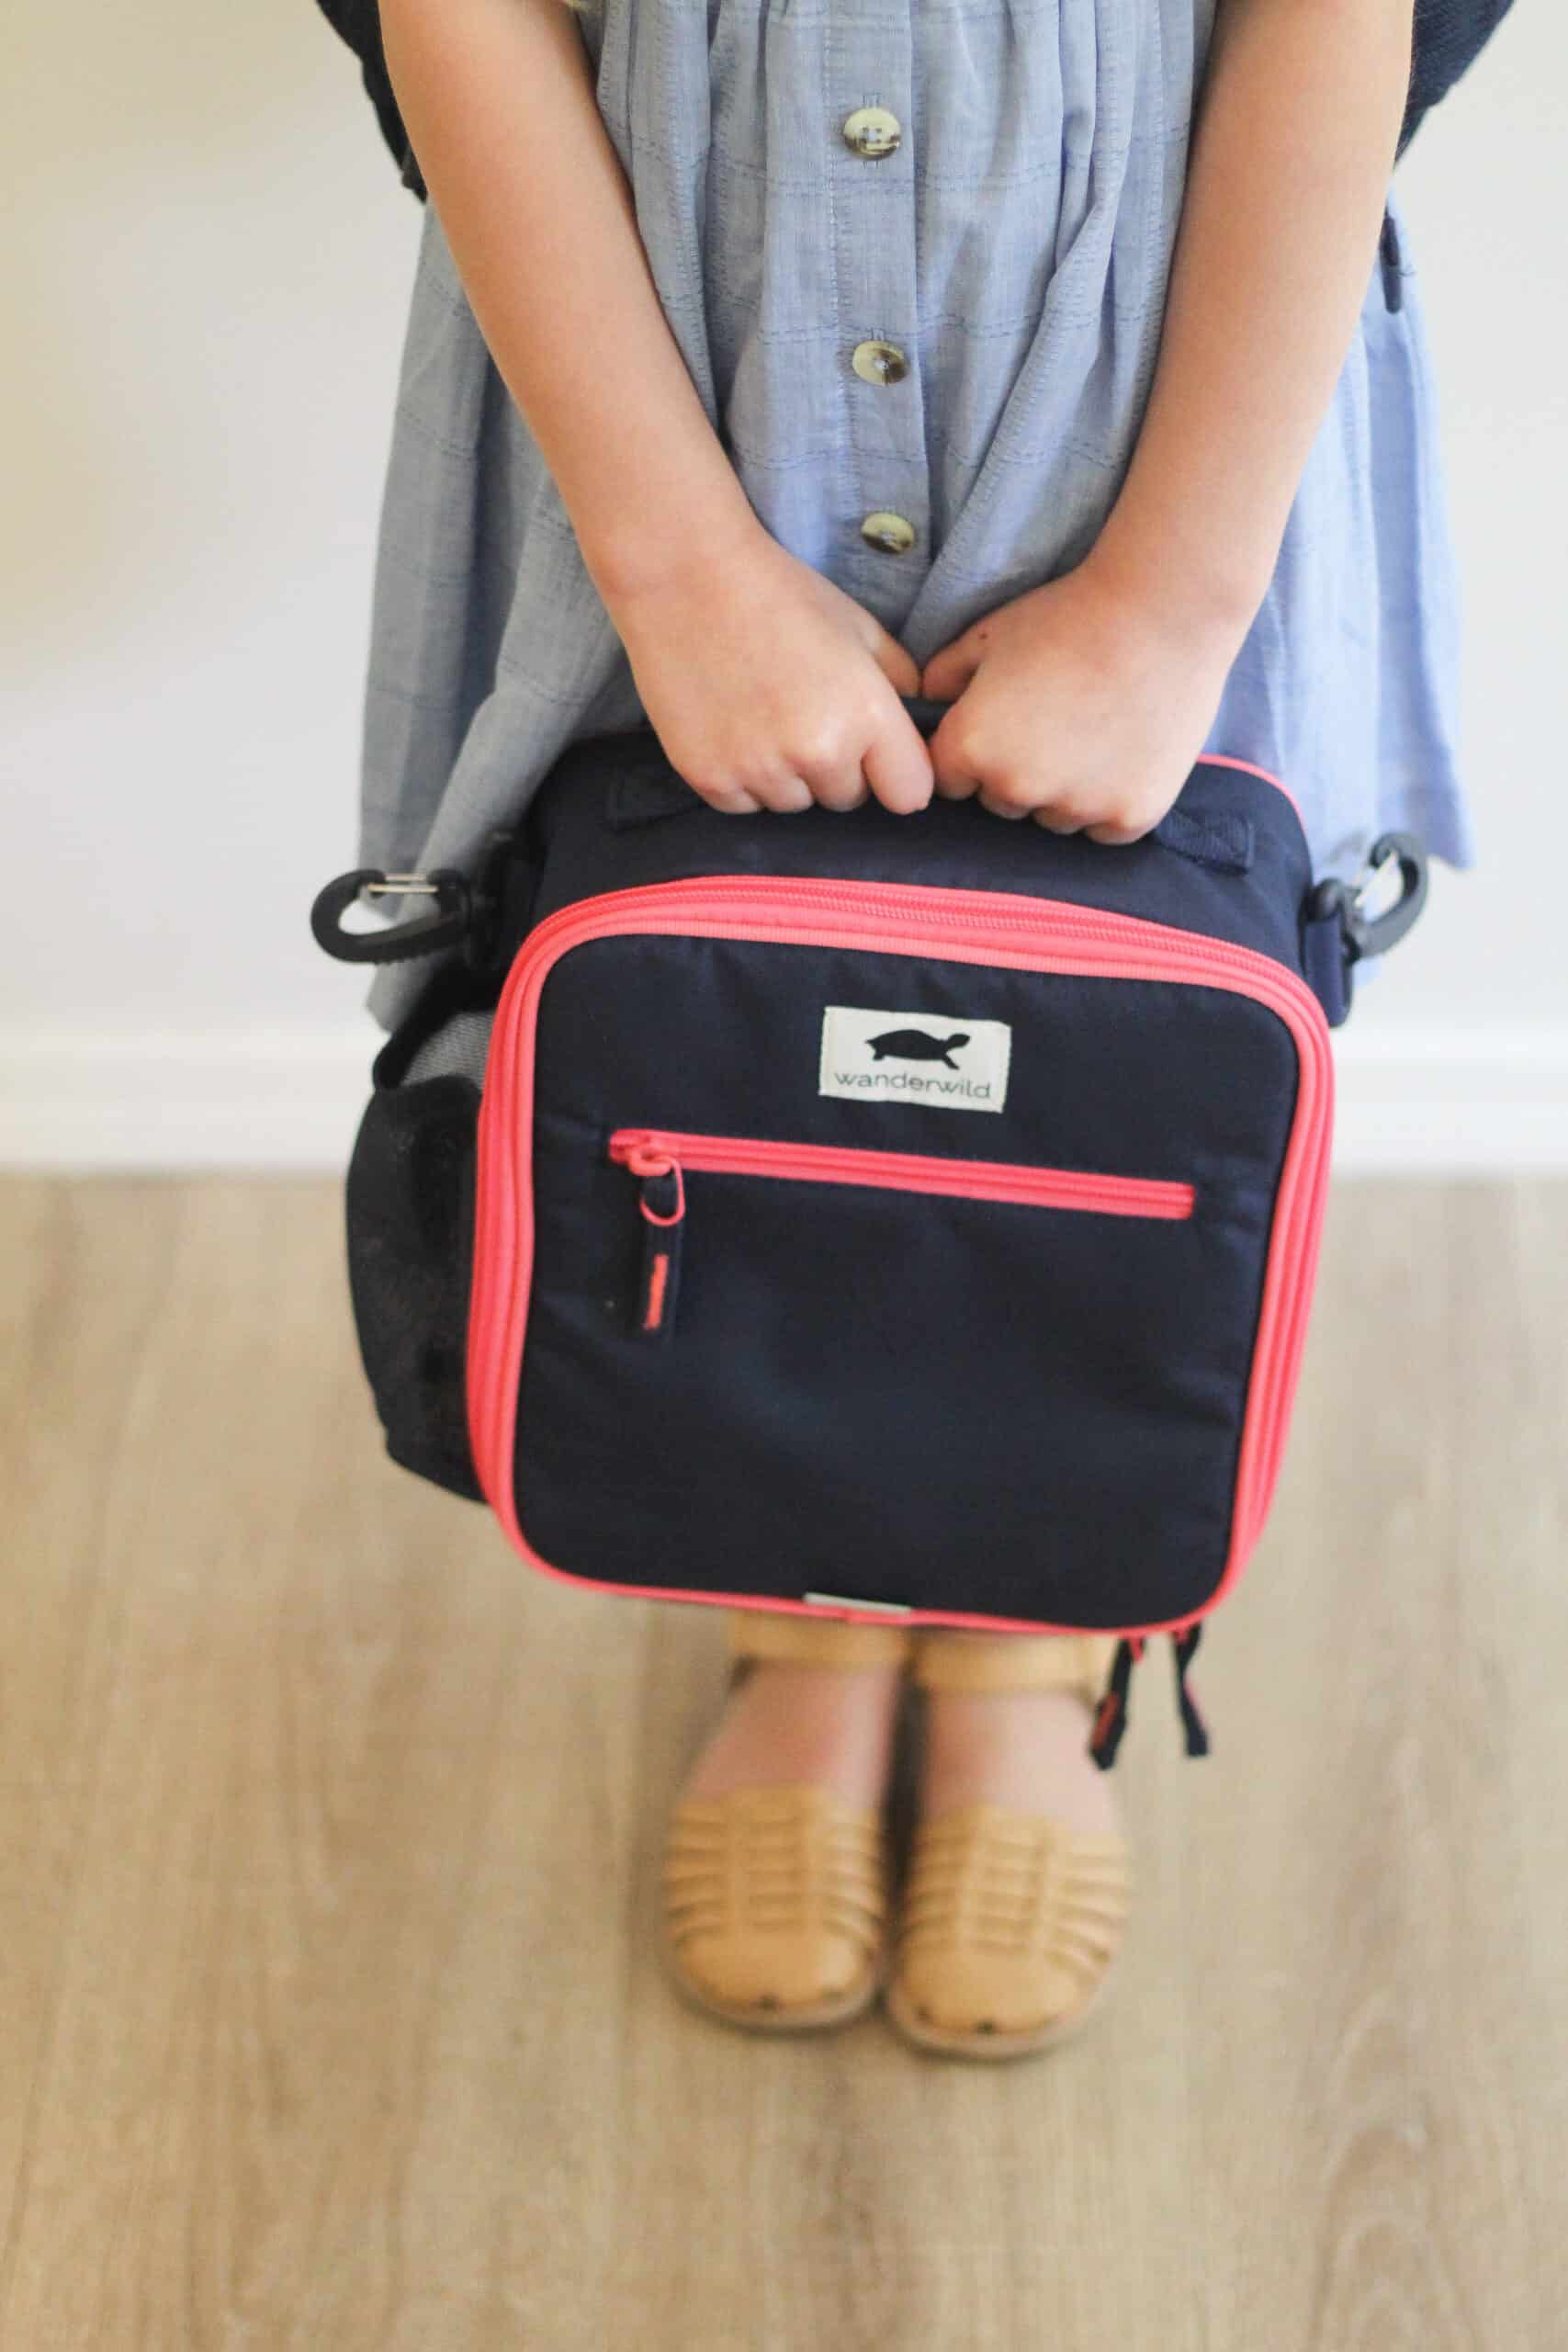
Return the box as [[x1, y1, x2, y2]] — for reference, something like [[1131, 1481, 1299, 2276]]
[[2, 0, 1562, 1170]]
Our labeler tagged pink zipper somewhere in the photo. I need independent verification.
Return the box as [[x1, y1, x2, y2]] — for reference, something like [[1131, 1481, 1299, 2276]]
[[466, 874, 1334, 1641], [608, 1127, 1195, 1219]]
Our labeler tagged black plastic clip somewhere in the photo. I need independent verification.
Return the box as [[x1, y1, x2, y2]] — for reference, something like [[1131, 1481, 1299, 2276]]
[[1303, 830, 1428, 1026], [1379, 206, 1404, 313], [310, 866, 472, 966], [309, 827, 528, 979]]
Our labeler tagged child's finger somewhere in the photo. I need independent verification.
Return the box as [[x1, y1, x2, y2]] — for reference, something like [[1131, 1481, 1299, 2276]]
[[978, 787, 1032, 821], [862, 713, 935, 816], [700, 784, 764, 814], [752, 775, 817, 814], [807, 771, 871, 812], [1031, 803, 1089, 835], [926, 718, 983, 800], [1084, 818, 1151, 845]]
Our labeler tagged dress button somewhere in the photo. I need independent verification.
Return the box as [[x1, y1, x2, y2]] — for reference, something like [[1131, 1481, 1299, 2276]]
[[852, 339, 908, 387], [860, 512, 917, 555], [841, 105, 902, 160]]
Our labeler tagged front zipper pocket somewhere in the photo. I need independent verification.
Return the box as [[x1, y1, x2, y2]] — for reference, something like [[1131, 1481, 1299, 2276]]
[[605, 1126, 1197, 1339]]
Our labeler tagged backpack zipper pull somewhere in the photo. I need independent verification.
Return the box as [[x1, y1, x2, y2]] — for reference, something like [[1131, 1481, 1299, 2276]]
[[1171, 1622, 1210, 1756], [1088, 1634, 1144, 1770], [616, 1141, 685, 1340]]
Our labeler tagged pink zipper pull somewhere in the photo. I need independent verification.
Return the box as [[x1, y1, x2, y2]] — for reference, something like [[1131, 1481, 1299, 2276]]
[[611, 1137, 685, 1339]]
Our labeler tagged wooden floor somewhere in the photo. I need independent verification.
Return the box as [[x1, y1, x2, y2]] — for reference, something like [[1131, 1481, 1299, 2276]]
[[3, 1175, 1566, 2350]]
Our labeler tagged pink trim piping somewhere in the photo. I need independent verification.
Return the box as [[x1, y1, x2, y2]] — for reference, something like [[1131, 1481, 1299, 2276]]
[[466, 876, 1333, 1644]]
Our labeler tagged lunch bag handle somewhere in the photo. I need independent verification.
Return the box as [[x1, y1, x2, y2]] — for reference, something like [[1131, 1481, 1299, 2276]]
[[312, 754, 1429, 1030]]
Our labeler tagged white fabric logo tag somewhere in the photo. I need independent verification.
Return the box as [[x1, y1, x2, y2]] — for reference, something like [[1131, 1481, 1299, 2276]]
[[818, 1006, 1012, 1113]]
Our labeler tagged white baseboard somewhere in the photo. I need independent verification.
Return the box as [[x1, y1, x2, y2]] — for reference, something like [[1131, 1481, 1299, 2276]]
[[0, 1024, 380, 1174], [1, 1023, 1565, 1175], [1329, 1027, 1568, 1172]]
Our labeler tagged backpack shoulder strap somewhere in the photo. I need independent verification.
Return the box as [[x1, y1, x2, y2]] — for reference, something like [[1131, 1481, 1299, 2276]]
[[313, 1, 427, 200], [1399, 0, 1517, 159]]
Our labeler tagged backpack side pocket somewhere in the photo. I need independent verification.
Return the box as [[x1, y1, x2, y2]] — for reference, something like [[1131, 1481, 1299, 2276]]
[[344, 1068, 482, 1501]]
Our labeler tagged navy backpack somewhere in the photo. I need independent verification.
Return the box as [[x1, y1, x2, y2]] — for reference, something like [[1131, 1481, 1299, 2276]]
[[311, 698, 1429, 1766]]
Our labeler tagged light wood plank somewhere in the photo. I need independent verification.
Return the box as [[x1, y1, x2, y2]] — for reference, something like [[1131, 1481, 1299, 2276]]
[[0, 1175, 1563, 2348]]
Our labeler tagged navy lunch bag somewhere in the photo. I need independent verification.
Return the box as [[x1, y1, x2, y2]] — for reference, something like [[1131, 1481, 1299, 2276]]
[[310, 696, 1428, 1765]]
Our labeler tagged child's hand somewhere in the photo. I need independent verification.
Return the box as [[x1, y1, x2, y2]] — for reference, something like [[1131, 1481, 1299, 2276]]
[[919, 561, 1246, 842], [605, 530, 935, 818]]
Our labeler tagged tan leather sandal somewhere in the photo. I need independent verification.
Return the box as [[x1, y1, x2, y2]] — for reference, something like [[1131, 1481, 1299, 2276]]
[[885, 1629, 1131, 2060], [659, 1606, 912, 2032]]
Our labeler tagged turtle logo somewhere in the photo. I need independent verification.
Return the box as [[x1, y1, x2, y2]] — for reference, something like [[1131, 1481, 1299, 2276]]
[[865, 1028, 970, 1070], [818, 1004, 1010, 1113]]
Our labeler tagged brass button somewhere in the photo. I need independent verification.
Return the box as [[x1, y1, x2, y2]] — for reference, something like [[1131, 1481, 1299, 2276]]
[[841, 105, 902, 161], [852, 338, 908, 387], [860, 511, 916, 554]]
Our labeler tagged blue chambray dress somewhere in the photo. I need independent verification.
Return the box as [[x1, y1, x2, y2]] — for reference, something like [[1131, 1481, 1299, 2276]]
[[355, 0, 1475, 1045]]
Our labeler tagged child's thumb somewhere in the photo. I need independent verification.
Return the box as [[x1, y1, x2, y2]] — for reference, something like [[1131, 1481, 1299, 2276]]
[[919, 628, 981, 704], [871, 626, 924, 702]]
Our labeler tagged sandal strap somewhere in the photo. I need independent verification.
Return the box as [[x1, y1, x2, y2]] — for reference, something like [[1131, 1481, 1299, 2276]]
[[910, 1629, 1116, 1706], [725, 1606, 913, 1670]]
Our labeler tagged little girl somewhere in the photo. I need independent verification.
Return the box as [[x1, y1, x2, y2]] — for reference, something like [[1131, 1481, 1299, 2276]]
[[360, 0, 1472, 2057]]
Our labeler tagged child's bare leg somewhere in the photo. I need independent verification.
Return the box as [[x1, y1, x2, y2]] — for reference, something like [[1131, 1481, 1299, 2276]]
[[915, 1635, 1123, 1839], [680, 1616, 905, 1812]]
